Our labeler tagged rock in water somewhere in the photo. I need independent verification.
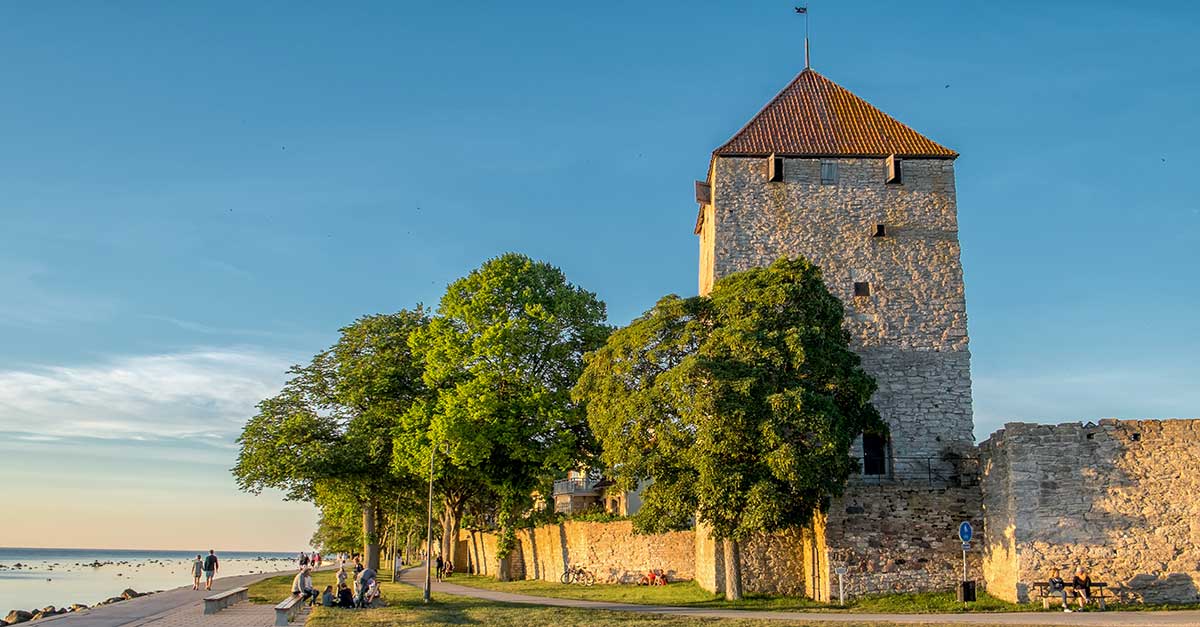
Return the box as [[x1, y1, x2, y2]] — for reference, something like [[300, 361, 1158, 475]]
[[3, 609, 32, 624], [121, 588, 140, 600]]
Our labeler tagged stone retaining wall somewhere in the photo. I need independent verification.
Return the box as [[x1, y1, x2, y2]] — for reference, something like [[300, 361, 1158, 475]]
[[980, 419, 1200, 604]]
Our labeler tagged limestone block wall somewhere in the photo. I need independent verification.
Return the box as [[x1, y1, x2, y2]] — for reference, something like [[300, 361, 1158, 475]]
[[466, 521, 695, 584], [703, 156, 973, 464], [693, 523, 810, 597], [979, 419, 1200, 603], [824, 482, 983, 597]]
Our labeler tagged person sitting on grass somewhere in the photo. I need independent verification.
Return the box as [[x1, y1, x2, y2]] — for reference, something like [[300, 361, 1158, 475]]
[[321, 585, 335, 607], [291, 567, 319, 607], [1048, 569, 1071, 612], [1072, 568, 1093, 609], [363, 579, 381, 607], [355, 565, 377, 608], [336, 583, 354, 608]]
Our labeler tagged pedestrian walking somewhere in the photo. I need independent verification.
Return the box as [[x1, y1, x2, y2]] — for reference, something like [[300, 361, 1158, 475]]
[[190, 554, 204, 590], [203, 550, 220, 591]]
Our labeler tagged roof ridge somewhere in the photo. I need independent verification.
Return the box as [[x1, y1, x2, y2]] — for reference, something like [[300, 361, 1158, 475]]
[[712, 68, 957, 158]]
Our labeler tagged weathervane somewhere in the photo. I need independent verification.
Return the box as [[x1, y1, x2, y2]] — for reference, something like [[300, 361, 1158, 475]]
[[795, 6, 810, 69]]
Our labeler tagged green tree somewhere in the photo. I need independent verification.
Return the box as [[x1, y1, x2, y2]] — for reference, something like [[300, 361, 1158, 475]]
[[574, 257, 884, 599], [396, 253, 608, 576], [234, 309, 429, 570]]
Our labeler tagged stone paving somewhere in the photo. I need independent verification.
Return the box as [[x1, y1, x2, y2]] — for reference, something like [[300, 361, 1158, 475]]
[[400, 564, 1200, 626], [33, 569, 301, 627]]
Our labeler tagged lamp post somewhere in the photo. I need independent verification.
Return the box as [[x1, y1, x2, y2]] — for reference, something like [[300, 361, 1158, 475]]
[[423, 441, 448, 603]]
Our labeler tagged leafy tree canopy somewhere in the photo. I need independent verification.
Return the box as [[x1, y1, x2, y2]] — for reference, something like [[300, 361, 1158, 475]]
[[574, 257, 884, 541]]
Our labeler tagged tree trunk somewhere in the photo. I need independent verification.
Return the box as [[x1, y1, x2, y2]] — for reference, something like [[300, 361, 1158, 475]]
[[441, 500, 463, 569], [363, 502, 380, 571], [722, 538, 743, 601]]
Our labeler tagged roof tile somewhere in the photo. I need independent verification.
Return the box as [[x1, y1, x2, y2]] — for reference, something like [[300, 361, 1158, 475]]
[[713, 69, 957, 158]]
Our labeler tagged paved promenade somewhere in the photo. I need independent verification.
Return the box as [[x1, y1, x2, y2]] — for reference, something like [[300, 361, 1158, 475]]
[[400, 565, 1200, 626], [34, 569, 302, 627]]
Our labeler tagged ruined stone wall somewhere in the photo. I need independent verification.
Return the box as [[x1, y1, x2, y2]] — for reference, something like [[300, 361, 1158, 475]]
[[979, 419, 1200, 604], [825, 482, 983, 598], [705, 156, 973, 464]]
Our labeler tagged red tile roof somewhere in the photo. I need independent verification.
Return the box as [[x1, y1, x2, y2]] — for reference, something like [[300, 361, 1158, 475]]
[[713, 69, 957, 159]]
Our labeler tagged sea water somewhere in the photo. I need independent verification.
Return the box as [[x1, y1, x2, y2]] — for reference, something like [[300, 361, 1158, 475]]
[[0, 547, 299, 615]]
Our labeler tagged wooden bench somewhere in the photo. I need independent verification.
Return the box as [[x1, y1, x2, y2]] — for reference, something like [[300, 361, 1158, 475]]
[[202, 587, 248, 614], [273, 595, 304, 626], [1031, 581, 1108, 610]]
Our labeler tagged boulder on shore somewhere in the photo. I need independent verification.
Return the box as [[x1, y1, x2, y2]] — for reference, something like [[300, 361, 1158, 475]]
[[3, 609, 32, 624], [69, 604, 88, 612], [120, 589, 140, 600]]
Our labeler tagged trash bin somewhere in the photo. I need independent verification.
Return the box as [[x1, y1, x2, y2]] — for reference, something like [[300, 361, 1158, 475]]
[[957, 580, 976, 602]]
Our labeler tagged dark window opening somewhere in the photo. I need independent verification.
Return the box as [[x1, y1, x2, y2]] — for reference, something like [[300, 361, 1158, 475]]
[[863, 434, 888, 476], [874, 224, 887, 237], [820, 161, 837, 184], [885, 154, 902, 185], [768, 154, 783, 182], [853, 281, 871, 297], [1086, 432, 1095, 440]]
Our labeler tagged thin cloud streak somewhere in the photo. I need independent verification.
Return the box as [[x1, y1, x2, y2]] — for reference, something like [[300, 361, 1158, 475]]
[[0, 348, 295, 439]]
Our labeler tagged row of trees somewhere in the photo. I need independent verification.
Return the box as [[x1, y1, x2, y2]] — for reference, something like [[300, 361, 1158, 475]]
[[233, 253, 883, 598]]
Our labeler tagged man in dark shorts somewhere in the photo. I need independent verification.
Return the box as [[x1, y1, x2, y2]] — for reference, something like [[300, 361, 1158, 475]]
[[203, 550, 220, 591]]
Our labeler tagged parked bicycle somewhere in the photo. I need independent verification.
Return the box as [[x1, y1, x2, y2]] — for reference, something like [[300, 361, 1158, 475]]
[[560, 565, 596, 586]]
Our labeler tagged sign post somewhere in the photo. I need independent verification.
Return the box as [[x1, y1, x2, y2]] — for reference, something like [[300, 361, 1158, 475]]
[[957, 521, 975, 603], [834, 566, 847, 606]]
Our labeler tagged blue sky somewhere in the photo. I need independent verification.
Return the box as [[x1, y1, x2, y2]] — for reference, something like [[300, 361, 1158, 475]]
[[1, 1, 1197, 550]]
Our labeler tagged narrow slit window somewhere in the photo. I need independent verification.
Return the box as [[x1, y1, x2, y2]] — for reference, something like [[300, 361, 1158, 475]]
[[874, 224, 887, 237], [853, 282, 871, 297], [820, 161, 837, 184], [768, 154, 783, 182], [863, 434, 887, 476]]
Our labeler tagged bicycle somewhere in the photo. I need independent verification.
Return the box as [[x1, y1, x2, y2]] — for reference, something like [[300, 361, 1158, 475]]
[[560, 565, 596, 586]]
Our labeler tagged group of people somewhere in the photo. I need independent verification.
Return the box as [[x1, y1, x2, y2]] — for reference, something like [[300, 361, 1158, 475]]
[[434, 555, 454, 581], [297, 552, 322, 569], [190, 550, 220, 591], [1047, 567, 1094, 612], [291, 553, 380, 609]]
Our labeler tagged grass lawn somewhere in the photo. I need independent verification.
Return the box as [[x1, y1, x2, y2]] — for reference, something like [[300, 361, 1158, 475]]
[[446, 574, 1032, 613], [290, 578, 1008, 627]]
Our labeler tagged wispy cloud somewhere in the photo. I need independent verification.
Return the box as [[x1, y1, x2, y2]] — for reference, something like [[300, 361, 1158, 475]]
[[140, 314, 319, 342], [973, 367, 1200, 440], [0, 261, 118, 327], [0, 348, 295, 440]]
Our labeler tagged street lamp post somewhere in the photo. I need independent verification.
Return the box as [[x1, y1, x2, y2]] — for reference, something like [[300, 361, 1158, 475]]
[[423, 441, 448, 603]]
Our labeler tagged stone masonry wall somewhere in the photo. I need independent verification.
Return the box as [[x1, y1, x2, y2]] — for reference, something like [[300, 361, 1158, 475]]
[[466, 520, 695, 585], [704, 156, 973, 466], [825, 482, 983, 598], [693, 522, 810, 597], [979, 419, 1200, 603]]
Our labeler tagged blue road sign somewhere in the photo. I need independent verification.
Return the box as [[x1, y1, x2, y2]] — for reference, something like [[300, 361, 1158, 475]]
[[959, 521, 973, 542], [962, 541, 971, 551]]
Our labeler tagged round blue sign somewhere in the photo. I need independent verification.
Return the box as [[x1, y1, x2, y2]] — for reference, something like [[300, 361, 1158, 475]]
[[958, 521, 973, 542]]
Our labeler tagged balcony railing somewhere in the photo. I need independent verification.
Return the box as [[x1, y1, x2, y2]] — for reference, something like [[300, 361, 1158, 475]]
[[854, 455, 981, 487], [553, 477, 602, 496]]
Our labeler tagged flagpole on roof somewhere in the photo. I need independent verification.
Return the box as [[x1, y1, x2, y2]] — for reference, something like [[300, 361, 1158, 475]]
[[795, 6, 810, 69]]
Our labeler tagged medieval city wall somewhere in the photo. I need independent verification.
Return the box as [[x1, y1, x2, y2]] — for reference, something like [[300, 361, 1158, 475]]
[[463, 520, 694, 584], [979, 419, 1200, 603], [707, 156, 973, 464], [825, 482, 983, 598]]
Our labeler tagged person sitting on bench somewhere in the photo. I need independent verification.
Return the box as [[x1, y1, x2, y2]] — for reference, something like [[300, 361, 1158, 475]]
[[291, 567, 319, 607], [1072, 568, 1093, 609], [1048, 569, 1071, 612]]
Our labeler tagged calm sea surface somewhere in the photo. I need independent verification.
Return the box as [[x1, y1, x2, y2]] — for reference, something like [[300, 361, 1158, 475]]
[[0, 548, 299, 615]]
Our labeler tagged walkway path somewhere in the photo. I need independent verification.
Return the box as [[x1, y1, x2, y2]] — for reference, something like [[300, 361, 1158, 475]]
[[399, 565, 1200, 626], [34, 569, 304, 627]]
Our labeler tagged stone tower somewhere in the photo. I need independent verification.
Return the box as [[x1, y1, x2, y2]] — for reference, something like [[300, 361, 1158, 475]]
[[694, 68, 974, 470]]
